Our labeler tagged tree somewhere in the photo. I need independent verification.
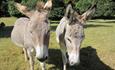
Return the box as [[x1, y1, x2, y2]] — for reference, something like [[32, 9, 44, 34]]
[[1, 0, 115, 18], [76, 0, 115, 18], [7, 0, 38, 17], [0, 0, 9, 17], [7, 0, 65, 19]]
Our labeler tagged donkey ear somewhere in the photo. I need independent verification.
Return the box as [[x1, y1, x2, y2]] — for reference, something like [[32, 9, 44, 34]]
[[81, 4, 96, 21], [44, 0, 52, 10], [15, 3, 33, 17]]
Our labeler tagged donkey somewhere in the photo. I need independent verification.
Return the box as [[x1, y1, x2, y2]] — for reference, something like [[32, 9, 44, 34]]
[[11, 1, 52, 70], [56, 2, 96, 70]]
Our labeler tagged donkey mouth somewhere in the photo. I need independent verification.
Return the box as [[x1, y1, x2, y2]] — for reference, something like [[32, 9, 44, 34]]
[[69, 60, 80, 66], [37, 56, 48, 62]]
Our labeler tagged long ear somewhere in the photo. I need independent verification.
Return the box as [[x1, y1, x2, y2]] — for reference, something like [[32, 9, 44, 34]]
[[15, 3, 33, 17], [81, 4, 96, 21], [64, 4, 72, 17], [65, 1, 78, 17], [44, 0, 52, 10]]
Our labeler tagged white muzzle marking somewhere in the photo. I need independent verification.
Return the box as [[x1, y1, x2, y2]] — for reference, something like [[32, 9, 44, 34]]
[[69, 52, 80, 66], [35, 44, 48, 59]]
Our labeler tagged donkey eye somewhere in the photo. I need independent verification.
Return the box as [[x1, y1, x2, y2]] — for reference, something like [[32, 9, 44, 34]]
[[67, 38, 71, 43], [30, 31, 33, 34], [66, 52, 69, 59]]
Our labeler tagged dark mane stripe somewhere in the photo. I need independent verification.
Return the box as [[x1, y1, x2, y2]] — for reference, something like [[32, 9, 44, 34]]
[[36, 1, 45, 11]]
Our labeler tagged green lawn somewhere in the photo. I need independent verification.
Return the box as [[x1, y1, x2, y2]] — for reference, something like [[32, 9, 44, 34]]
[[0, 17, 115, 70]]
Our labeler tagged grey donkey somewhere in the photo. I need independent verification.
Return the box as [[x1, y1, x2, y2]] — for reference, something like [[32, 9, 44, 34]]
[[56, 2, 96, 70], [11, 0, 52, 70]]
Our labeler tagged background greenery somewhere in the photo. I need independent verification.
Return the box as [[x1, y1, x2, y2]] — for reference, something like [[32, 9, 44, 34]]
[[0, 0, 115, 19]]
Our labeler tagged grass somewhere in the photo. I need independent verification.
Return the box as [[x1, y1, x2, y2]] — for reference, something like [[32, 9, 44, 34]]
[[0, 17, 115, 70]]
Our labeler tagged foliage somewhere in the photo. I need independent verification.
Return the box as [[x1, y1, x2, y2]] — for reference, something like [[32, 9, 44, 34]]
[[76, 0, 115, 18], [7, 0, 65, 19], [1, 0, 115, 19], [8, 1, 20, 17], [49, 7, 64, 20], [7, 0, 38, 17], [0, 0, 9, 17], [49, 0, 65, 20]]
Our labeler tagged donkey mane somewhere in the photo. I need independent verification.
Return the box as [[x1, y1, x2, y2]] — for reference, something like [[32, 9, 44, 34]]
[[36, 1, 45, 11]]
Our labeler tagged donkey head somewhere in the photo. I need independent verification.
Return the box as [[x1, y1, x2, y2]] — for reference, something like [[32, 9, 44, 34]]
[[15, 0, 52, 62], [65, 3, 96, 66]]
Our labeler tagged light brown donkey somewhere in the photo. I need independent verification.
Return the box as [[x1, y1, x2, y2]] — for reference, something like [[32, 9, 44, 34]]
[[11, 0, 52, 70]]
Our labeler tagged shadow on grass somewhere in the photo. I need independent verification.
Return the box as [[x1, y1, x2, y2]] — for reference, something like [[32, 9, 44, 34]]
[[0, 24, 112, 38], [89, 20, 115, 23], [47, 49, 62, 70], [50, 25, 57, 31], [50, 24, 112, 31], [84, 24, 112, 28], [47, 46, 114, 70], [0, 26, 13, 38]]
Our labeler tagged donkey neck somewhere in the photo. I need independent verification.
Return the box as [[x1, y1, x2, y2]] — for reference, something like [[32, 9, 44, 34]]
[[30, 10, 48, 22]]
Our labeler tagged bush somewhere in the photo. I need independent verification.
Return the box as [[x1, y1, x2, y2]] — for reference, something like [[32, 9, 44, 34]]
[[7, 0, 38, 17], [8, 1, 20, 17], [75, 0, 115, 18], [1, 0, 115, 19], [7, 0, 65, 19], [0, 0, 9, 17], [49, 7, 64, 20]]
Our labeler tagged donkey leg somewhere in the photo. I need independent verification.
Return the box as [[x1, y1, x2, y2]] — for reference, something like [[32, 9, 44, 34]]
[[23, 48, 29, 61], [60, 43, 67, 70], [40, 62, 46, 70], [27, 48, 34, 70], [61, 50, 67, 70]]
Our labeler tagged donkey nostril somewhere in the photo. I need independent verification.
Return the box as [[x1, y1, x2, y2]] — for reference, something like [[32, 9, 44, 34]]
[[71, 62, 73, 64], [70, 61, 74, 65], [45, 56, 48, 60], [37, 56, 48, 62], [37, 58, 45, 62]]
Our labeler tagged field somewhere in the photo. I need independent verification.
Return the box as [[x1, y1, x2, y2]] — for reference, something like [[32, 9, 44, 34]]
[[0, 17, 115, 70]]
